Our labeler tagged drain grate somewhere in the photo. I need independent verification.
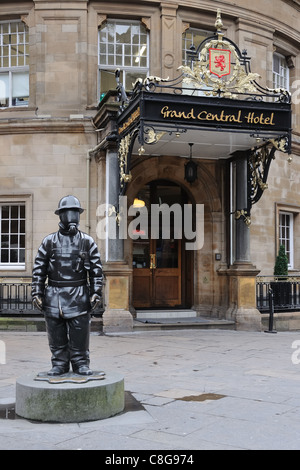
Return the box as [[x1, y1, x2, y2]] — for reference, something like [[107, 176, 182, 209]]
[[178, 393, 226, 402]]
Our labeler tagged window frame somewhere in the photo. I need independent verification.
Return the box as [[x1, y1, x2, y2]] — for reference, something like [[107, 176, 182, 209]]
[[278, 210, 294, 269], [181, 28, 212, 96], [0, 194, 32, 272], [273, 52, 289, 91], [98, 19, 149, 100], [182, 28, 212, 66], [0, 202, 26, 270], [0, 19, 29, 108]]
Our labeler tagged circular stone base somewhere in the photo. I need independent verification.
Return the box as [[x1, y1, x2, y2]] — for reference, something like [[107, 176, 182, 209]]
[[16, 371, 124, 423]]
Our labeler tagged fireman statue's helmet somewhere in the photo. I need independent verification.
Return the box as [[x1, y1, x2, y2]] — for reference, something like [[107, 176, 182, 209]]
[[54, 195, 84, 215]]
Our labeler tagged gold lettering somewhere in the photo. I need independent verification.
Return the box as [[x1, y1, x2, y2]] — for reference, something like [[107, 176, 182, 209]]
[[236, 110, 242, 123], [245, 111, 275, 126], [161, 106, 169, 118], [197, 109, 242, 123], [269, 113, 275, 125], [187, 108, 196, 119], [118, 107, 140, 134], [197, 110, 207, 120], [161, 107, 275, 126], [161, 106, 196, 120]]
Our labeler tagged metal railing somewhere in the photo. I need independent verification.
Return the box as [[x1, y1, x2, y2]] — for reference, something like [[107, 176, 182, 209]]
[[4, 275, 298, 316], [0, 277, 34, 315], [256, 276, 300, 313], [0, 276, 104, 316]]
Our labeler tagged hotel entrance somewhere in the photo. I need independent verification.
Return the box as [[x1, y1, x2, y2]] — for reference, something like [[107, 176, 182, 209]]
[[132, 180, 193, 309], [94, 9, 292, 332]]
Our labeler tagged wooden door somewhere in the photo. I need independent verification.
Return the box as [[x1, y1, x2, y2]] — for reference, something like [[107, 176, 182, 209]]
[[132, 181, 183, 309], [132, 238, 181, 308], [152, 238, 181, 306]]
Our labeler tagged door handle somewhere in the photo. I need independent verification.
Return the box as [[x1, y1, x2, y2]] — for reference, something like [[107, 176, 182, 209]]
[[150, 254, 156, 270]]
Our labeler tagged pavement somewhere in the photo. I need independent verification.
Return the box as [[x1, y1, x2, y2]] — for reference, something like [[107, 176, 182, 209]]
[[1, 327, 300, 450]]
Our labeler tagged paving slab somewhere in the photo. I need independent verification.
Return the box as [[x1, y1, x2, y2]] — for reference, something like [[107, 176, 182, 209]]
[[0, 329, 300, 450]]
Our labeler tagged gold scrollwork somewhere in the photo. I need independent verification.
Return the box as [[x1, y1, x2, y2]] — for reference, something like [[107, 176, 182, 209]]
[[179, 41, 260, 99], [235, 209, 251, 226], [144, 128, 166, 144], [269, 136, 289, 153], [108, 205, 122, 227], [138, 146, 145, 156], [248, 145, 273, 203], [119, 134, 132, 186], [179, 10, 260, 99]]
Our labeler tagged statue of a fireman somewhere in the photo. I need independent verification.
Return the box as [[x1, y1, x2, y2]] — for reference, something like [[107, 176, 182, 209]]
[[31, 195, 103, 376]]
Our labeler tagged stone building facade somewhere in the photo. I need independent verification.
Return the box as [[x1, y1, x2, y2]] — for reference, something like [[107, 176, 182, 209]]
[[0, 0, 299, 331]]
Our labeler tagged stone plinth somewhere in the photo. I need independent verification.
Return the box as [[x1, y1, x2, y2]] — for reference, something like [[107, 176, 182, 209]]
[[226, 262, 261, 331], [16, 371, 124, 423]]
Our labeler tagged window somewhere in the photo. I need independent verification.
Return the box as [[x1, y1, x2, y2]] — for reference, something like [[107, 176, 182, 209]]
[[0, 20, 29, 107], [98, 20, 149, 100], [273, 53, 289, 90], [0, 204, 25, 268], [182, 28, 211, 66], [182, 28, 212, 96], [279, 211, 293, 268]]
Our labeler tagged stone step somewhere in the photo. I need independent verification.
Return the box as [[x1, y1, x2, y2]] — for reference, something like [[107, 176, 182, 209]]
[[136, 309, 197, 319]]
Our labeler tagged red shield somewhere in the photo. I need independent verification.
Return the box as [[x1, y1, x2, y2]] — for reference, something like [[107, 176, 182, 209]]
[[209, 48, 231, 78]]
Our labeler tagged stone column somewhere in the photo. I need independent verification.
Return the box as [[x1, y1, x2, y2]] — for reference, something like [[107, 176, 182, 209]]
[[235, 156, 250, 263], [106, 145, 124, 262], [102, 143, 133, 333], [227, 152, 261, 331]]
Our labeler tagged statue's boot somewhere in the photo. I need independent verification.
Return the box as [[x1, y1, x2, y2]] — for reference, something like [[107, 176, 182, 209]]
[[68, 314, 93, 375], [45, 316, 70, 375]]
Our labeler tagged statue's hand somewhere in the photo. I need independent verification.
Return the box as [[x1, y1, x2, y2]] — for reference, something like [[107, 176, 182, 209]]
[[32, 295, 43, 312], [90, 294, 101, 310]]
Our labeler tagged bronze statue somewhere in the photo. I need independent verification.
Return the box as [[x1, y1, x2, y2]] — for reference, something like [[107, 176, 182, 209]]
[[32, 195, 103, 376]]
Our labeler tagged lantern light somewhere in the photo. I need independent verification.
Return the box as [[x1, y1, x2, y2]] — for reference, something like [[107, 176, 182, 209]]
[[184, 143, 197, 184]]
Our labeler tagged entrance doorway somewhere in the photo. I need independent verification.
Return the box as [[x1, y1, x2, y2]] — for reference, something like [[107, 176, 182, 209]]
[[132, 180, 193, 309]]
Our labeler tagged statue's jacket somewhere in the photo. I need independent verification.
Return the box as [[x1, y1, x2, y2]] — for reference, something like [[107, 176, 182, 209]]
[[32, 230, 103, 318]]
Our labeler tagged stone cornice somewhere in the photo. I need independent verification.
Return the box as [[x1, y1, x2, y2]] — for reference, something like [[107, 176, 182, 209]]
[[0, 118, 93, 135], [291, 141, 300, 156], [282, 0, 300, 11], [177, 0, 300, 44]]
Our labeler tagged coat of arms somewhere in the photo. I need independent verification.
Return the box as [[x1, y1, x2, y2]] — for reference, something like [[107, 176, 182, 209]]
[[179, 9, 261, 98], [209, 48, 231, 78]]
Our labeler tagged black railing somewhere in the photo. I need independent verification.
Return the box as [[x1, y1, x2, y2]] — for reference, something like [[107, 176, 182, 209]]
[[256, 276, 300, 313], [3, 275, 299, 317], [0, 277, 34, 315], [0, 277, 104, 317]]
